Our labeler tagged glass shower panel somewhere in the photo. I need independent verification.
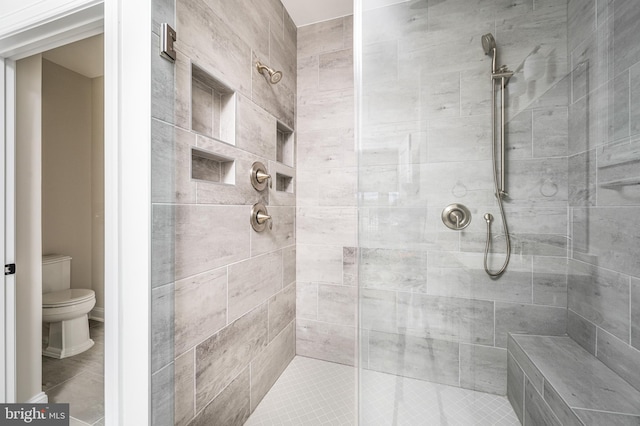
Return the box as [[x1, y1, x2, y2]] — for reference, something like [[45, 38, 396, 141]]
[[357, 0, 572, 423]]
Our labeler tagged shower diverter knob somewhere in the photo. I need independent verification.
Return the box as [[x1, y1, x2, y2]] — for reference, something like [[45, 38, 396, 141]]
[[442, 203, 471, 230]]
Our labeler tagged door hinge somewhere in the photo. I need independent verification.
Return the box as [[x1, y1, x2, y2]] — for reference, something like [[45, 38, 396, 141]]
[[160, 23, 177, 62], [5, 263, 16, 275]]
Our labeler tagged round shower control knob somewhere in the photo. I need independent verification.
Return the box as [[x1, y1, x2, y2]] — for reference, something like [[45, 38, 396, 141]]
[[442, 203, 472, 230]]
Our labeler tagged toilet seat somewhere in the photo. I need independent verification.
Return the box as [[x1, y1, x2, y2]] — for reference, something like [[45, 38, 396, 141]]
[[43, 289, 95, 308]]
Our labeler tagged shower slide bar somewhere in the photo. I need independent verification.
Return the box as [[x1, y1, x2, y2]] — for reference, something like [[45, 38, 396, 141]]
[[481, 33, 513, 278]]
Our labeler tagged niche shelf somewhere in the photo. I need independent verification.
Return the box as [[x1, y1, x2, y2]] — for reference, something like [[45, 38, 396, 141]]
[[276, 121, 294, 166], [191, 64, 236, 145], [275, 173, 294, 193], [191, 148, 235, 185]]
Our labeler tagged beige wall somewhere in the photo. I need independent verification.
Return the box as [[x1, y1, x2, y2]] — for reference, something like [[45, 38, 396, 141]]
[[42, 59, 104, 310], [16, 54, 43, 402]]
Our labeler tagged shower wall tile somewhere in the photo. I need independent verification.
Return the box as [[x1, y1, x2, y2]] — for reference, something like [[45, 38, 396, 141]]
[[250, 207, 295, 256], [507, 352, 525, 424], [362, 1, 429, 46], [459, 344, 508, 395], [631, 64, 640, 136], [151, 118, 176, 204], [296, 282, 318, 320], [523, 379, 561, 426], [596, 140, 640, 206], [317, 284, 357, 326], [363, 78, 420, 125], [596, 329, 640, 393], [298, 88, 354, 132], [297, 207, 357, 247], [297, 17, 345, 58], [368, 330, 460, 387], [296, 167, 357, 207], [358, 248, 428, 292], [427, 115, 491, 162], [283, 245, 296, 286], [568, 149, 596, 206], [195, 305, 268, 411], [360, 288, 397, 334], [174, 205, 249, 280], [571, 207, 640, 278], [568, 0, 596, 54], [568, 260, 630, 342], [152, 204, 175, 288], [494, 303, 566, 347], [505, 111, 533, 160], [174, 349, 194, 426], [567, 308, 596, 355], [532, 107, 569, 158], [191, 368, 250, 426], [461, 231, 568, 257], [176, 0, 251, 97], [213, 0, 272, 61], [174, 267, 227, 356], [420, 72, 460, 118], [151, 32, 176, 125], [363, 41, 399, 86], [235, 94, 277, 160], [632, 278, 640, 351], [613, 0, 640, 74], [297, 128, 356, 169], [228, 251, 283, 323], [318, 48, 354, 91], [459, 68, 491, 117], [343, 247, 357, 286], [297, 55, 319, 95], [268, 283, 296, 341], [296, 319, 356, 366], [506, 157, 568, 206], [397, 293, 495, 345], [612, 70, 630, 140], [296, 244, 343, 285], [532, 257, 567, 307], [250, 323, 295, 411], [251, 52, 296, 129], [152, 284, 175, 374], [151, 363, 174, 426]]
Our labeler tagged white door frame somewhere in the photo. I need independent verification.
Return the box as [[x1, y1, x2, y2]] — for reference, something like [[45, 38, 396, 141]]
[[0, 1, 151, 424]]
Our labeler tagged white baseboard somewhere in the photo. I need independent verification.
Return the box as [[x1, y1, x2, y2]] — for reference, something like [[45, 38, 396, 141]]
[[27, 391, 48, 403], [90, 307, 105, 322]]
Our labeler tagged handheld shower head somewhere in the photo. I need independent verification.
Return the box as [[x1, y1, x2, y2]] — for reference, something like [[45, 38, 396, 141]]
[[256, 61, 283, 84], [482, 33, 497, 55]]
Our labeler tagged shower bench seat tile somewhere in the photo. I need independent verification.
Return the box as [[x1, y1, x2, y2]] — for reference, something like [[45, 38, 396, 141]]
[[507, 334, 640, 425]]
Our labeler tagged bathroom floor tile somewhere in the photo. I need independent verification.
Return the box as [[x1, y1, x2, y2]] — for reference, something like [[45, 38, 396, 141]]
[[47, 371, 104, 425], [245, 356, 520, 426]]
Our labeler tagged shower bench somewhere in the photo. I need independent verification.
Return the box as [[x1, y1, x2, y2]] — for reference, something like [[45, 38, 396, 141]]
[[507, 334, 640, 425]]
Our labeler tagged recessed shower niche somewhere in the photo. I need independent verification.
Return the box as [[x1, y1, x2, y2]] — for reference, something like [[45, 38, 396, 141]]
[[191, 63, 236, 145], [191, 148, 235, 185], [276, 121, 294, 166]]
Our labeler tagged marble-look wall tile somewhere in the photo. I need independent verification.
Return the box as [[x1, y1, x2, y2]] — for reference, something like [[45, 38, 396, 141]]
[[152, 284, 174, 373], [632, 278, 640, 351], [319, 48, 353, 91], [151, 116, 176, 204], [631, 63, 640, 136], [195, 305, 267, 411], [175, 268, 227, 356], [460, 344, 508, 395], [568, 149, 596, 206], [268, 283, 295, 341], [613, 0, 640, 74], [250, 323, 295, 411], [543, 380, 584, 426], [317, 284, 357, 326], [612, 70, 630, 141], [532, 107, 569, 158], [397, 293, 495, 345], [495, 303, 566, 347], [151, 363, 174, 426], [296, 282, 318, 320], [296, 319, 356, 366], [342, 247, 357, 286], [568, 260, 630, 341], [228, 251, 282, 323], [575, 410, 640, 425], [297, 128, 356, 169], [175, 205, 249, 280], [296, 167, 357, 207], [568, 0, 596, 54], [191, 368, 250, 426], [250, 207, 295, 256], [596, 140, 640, 206], [567, 308, 596, 355], [297, 207, 357, 247], [507, 352, 525, 424], [268, 162, 297, 207], [298, 88, 354, 132], [359, 248, 427, 292], [360, 288, 397, 334], [506, 157, 568, 206], [251, 51, 296, 129], [152, 205, 175, 288], [427, 115, 491, 163], [507, 334, 545, 395], [296, 244, 343, 285], [235, 94, 276, 160], [282, 245, 296, 286], [420, 71, 460, 118], [368, 330, 460, 387], [363, 41, 399, 87], [176, 0, 251, 97], [298, 17, 345, 58], [363, 78, 420, 125], [532, 256, 567, 307], [174, 350, 194, 426], [596, 329, 640, 393], [523, 379, 562, 426], [212, 0, 273, 61]]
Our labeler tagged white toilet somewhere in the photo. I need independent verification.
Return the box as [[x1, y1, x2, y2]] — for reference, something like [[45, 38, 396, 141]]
[[42, 254, 96, 359]]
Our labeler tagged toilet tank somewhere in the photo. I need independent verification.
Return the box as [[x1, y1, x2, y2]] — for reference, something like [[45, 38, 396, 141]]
[[42, 254, 72, 293]]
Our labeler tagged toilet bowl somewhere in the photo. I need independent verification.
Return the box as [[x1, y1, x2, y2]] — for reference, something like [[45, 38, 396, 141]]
[[42, 255, 96, 359]]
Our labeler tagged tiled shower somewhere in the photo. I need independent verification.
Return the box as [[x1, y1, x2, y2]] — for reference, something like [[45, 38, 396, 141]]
[[148, 0, 640, 424]]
